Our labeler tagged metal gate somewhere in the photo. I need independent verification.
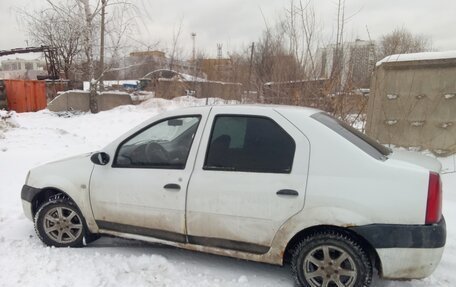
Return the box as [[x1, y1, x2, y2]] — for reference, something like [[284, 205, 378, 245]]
[[4, 80, 47, 112]]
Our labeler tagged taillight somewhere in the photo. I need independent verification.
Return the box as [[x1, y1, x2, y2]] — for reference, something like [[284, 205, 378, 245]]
[[425, 172, 442, 224]]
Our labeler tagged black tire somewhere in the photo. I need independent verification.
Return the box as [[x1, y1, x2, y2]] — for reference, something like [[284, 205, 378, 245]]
[[34, 199, 85, 247], [291, 231, 372, 287]]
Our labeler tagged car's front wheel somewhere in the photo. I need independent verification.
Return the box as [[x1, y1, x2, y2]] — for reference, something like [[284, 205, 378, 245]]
[[34, 199, 85, 247], [291, 231, 372, 287]]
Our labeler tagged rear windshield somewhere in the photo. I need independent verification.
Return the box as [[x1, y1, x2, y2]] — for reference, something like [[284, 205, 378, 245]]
[[311, 112, 391, 160]]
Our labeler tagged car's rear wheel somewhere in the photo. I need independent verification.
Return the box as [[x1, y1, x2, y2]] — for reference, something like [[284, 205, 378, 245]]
[[34, 199, 85, 247], [292, 231, 372, 287]]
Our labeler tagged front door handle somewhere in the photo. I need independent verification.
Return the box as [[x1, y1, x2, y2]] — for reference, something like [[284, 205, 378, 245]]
[[276, 189, 299, 196], [164, 183, 181, 191]]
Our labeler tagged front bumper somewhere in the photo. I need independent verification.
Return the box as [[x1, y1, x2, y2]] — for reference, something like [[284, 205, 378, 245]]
[[350, 218, 446, 279], [22, 200, 33, 221], [21, 185, 42, 221]]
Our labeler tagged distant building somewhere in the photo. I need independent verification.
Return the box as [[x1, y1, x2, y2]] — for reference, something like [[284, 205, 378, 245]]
[[111, 50, 237, 85], [199, 58, 233, 82], [317, 39, 376, 89], [0, 58, 47, 80], [121, 50, 205, 80], [136, 68, 242, 101]]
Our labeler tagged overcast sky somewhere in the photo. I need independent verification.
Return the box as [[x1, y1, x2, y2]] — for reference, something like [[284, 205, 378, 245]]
[[1, 0, 456, 59]]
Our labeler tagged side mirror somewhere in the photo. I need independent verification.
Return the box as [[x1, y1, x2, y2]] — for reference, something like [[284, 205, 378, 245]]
[[90, 152, 110, 165]]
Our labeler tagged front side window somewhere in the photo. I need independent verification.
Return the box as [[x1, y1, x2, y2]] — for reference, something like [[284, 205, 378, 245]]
[[115, 116, 201, 169], [204, 116, 295, 173]]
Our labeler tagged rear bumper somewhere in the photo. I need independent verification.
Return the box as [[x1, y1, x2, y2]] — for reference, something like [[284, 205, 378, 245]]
[[351, 217, 446, 249], [377, 247, 444, 279], [350, 218, 446, 279]]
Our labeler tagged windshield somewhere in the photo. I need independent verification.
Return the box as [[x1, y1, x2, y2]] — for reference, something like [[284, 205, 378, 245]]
[[127, 117, 199, 146], [311, 112, 391, 160]]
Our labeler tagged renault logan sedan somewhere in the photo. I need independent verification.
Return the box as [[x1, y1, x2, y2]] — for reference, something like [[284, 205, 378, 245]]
[[21, 105, 445, 287]]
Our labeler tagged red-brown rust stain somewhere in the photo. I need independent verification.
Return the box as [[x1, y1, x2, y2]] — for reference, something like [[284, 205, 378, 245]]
[[99, 229, 283, 265], [186, 212, 273, 247]]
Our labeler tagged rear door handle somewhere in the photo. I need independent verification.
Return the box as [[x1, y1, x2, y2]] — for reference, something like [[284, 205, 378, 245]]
[[164, 183, 181, 191], [276, 189, 299, 196]]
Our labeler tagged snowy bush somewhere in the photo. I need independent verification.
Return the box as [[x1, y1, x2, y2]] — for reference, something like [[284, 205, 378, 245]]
[[0, 110, 19, 137]]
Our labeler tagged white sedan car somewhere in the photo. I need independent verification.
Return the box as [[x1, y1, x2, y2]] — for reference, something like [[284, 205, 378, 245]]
[[21, 105, 445, 287]]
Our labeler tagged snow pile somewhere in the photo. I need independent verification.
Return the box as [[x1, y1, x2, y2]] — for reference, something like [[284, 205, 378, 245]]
[[0, 98, 455, 286], [130, 91, 155, 102], [177, 73, 207, 82], [0, 110, 19, 128], [377, 50, 456, 66], [0, 110, 19, 140], [149, 69, 207, 82]]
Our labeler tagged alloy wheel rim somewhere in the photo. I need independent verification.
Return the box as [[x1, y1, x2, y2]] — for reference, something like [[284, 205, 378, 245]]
[[303, 245, 357, 287], [43, 206, 83, 244]]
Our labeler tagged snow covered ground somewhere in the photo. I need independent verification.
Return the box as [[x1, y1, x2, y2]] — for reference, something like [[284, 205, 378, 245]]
[[0, 97, 454, 286]]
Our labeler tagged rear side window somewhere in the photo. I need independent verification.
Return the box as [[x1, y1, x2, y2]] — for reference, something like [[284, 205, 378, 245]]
[[311, 112, 390, 160], [204, 115, 295, 173]]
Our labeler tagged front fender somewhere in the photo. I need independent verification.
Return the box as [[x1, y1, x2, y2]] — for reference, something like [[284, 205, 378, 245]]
[[26, 153, 98, 232]]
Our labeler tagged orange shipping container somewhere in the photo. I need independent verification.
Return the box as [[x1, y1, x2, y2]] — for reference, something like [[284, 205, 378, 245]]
[[5, 80, 47, 113]]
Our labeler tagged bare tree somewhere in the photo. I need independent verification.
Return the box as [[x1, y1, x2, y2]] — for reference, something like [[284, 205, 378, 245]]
[[253, 28, 305, 105], [329, 0, 346, 94], [98, 0, 108, 89], [101, 0, 136, 76], [378, 27, 433, 59], [168, 20, 184, 71], [282, 0, 320, 77], [26, 0, 136, 113], [22, 0, 83, 80]]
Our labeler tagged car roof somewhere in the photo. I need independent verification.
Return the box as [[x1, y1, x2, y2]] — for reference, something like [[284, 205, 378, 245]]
[[175, 104, 322, 117]]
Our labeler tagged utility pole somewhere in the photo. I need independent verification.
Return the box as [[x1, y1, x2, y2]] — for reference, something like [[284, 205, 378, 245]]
[[191, 33, 196, 66], [217, 43, 222, 59], [99, 0, 107, 91], [191, 32, 202, 104], [248, 42, 255, 102], [216, 43, 222, 81]]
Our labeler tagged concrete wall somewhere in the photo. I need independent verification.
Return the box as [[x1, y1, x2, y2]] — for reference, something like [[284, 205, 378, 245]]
[[48, 91, 132, 112], [98, 92, 133, 111], [154, 79, 242, 101], [366, 59, 456, 156]]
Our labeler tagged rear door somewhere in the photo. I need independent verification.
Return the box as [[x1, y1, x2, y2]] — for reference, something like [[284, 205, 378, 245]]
[[186, 106, 310, 253]]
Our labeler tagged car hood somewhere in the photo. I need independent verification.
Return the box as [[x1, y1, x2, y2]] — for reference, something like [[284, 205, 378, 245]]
[[388, 150, 442, 173], [41, 152, 93, 166], [26, 152, 95, 188]]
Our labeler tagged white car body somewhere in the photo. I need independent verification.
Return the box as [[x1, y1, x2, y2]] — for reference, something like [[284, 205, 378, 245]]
[[21, 105, 445, 282]]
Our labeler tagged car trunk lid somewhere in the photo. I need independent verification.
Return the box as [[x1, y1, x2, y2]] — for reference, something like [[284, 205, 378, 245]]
[[388, 150, 442, 173]]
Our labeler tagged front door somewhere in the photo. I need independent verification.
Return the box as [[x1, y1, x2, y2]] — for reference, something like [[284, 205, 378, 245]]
[[90, 114, 204, 242]]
